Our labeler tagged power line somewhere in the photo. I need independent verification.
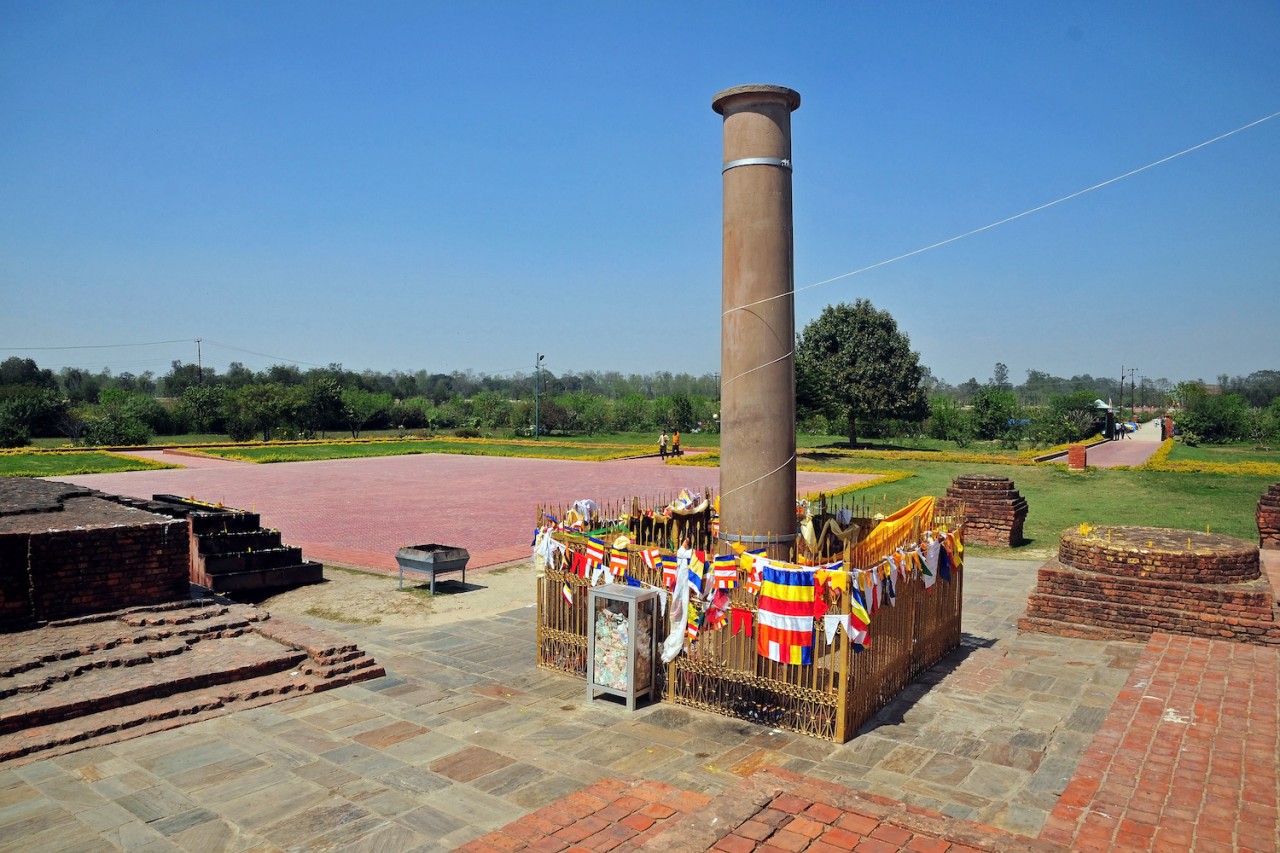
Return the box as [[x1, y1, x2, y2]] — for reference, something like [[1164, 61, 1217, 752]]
[[0, 338, 191, 351], [725, 109, 1280, 319], [200, 339, 328, 368]]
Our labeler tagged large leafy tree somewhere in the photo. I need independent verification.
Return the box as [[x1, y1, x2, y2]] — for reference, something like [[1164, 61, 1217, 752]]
[[796, 300, 929, 446], [340, 388, 391, 438]]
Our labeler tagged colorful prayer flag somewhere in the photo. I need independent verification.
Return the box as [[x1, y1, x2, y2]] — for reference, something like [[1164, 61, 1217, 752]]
[[756, 563, 816, 665], [712, 554, 738, 589]]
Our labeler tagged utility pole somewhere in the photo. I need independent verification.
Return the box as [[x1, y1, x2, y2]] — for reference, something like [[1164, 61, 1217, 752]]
[[533, 353, 544, 440], [196, 338, 203, 385], [1127, 367, 1138, 420]]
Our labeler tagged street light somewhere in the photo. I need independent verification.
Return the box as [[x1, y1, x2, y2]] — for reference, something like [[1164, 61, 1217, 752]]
[[534, 353, 545, 440]]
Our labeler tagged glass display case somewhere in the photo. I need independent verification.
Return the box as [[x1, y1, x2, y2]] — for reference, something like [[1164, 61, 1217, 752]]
[[586, 583, 658, 711]]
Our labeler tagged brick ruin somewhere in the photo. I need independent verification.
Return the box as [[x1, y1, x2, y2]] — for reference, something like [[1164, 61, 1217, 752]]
[[0, 478, 383, 763], [943, 475, 1028, 547], [151, 494, 323, 594], [0, 480, 190, 630], [1020, 526, 1279, 646], [1259, 482, 1280, 549]]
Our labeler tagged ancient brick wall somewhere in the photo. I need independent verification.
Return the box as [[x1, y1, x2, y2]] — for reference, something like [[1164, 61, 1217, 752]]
[[1020, 526, 1279, 647], [1258, 483, 1280, 550], [25, 521, 190, 623], [944, 475, 1027, 546], [0, 535, 32, 630]]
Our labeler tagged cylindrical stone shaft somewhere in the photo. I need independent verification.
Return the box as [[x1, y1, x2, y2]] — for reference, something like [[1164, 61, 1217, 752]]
[[713, 84, 801, 558]]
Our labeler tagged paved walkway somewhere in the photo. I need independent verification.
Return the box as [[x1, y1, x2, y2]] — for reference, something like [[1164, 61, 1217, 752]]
[[3, 554, 1275, 851], [54, 455, 875, 572], [1073, 420, 1163, 469]]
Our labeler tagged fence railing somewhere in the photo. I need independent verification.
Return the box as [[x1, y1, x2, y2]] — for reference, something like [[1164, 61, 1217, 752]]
[[536, 496, 964, 742]]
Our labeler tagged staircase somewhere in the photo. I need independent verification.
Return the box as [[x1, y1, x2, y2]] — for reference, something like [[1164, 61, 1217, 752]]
[[153, 495, 324, 593], [0, 598, 383, 764]]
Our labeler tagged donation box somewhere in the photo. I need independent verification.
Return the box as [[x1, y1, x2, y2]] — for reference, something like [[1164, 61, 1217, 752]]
[[586, 583, 658, 711]]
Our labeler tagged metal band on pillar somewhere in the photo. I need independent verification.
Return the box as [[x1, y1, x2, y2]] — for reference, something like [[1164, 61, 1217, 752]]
[[722, 157, 792, 174], [719, 531, 799, 545]]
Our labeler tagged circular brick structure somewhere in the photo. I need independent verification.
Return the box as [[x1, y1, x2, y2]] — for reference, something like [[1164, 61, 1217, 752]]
[[1058, 526, 1260, 584], [1258, 482, 1280, 549], [944, 474, 1028, 546]]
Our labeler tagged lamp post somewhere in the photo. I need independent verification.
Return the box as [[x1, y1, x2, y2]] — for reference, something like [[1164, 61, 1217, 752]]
[[534, 353, 544, 440]]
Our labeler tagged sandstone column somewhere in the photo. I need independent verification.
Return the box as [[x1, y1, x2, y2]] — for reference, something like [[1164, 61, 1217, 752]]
[[713, 84, 801, 558]]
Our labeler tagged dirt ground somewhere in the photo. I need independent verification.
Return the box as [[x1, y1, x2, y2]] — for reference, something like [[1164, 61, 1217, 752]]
[[255, 560, 541, 628]]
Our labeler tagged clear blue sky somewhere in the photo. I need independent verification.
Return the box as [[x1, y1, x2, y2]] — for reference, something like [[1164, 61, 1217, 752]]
[[2, 2, 1277, 388]]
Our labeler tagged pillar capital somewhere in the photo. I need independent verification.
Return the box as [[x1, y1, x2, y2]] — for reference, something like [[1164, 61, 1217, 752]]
[[712, 85, 801, 115]]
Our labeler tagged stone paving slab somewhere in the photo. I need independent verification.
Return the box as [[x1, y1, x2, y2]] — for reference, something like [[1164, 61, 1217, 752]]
[[0, 557, 1166, 852], [53, 454, 874, 571], [2, 547, 1275, 851]]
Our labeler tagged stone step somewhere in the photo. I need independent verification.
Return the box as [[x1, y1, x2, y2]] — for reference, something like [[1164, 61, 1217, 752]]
[[0, 632, 308, 736], [1031, 561, 1275, 621], [0, 602, 262, 679], [196, 530, 285, 555], [193, 561, 324, 594], [1023, 592, 1280, 646], [0, 666, 316, 764], [0, 635, 193, 700], [201, 547, 305, 575]]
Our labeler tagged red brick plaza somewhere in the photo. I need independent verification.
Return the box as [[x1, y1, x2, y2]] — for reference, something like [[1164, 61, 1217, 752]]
[[59, 452, 877, 572]]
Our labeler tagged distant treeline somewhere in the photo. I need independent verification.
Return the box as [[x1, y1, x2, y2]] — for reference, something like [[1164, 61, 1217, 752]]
[[1, 355, 1277, 448]]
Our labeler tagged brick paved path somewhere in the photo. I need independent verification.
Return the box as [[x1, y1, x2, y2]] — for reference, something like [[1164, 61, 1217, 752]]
[[1040, 633, 1279, 852], [55, 454, 875, 571], [1074, 420, 1163, 469]]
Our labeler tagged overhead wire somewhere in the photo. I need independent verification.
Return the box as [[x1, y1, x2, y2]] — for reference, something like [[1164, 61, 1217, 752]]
[[723, 109, 1280, 319], [718, 109, 1279, 503]]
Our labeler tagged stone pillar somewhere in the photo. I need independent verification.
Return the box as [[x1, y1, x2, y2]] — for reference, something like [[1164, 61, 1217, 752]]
[[713, 84, 801, 558], [1067, 444, 1087, 471]]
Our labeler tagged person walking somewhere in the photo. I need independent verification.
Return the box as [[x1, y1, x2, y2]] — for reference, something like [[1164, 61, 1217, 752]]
[[658, 431, 668, 460], [672, 430, 681, 457]]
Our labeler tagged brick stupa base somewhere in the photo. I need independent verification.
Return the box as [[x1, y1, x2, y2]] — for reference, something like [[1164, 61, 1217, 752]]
[[1020, 526, 1280, 646], [944, 474, 1028, 546], [1259, 482, 1280, 549]]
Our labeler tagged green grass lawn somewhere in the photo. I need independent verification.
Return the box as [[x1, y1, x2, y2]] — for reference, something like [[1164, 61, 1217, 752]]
[[1167, 441, 1280, 465], [0, 452, 175, 477], [194, 438, 648, 463], [790, 455, 1271, 556]]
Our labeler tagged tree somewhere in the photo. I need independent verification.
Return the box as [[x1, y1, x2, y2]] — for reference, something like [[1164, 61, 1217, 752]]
[[670, 393, 695, 432], [224, 384, 296, 442], [470, 391, 511, 430], [83, 389, 156, 446], [0, 357, 56, 390], [1028, 391, 1099, 445], [299, 379, 342, 437], [968, 385, 1020, 440], [340, 388, 391, 438], [612, 393, 651, 432], [177, 385, 226, 434], [991, 363, 1011, 391], [160, 360, 208, 397], [927, 395, 969, 444], [1178, 393, 1249, 444], [795, 300, 929, 446]]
